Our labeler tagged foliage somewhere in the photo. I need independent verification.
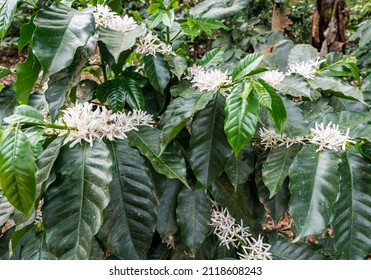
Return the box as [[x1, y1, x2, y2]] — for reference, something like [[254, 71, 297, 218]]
[[0, 0, 370, 260]]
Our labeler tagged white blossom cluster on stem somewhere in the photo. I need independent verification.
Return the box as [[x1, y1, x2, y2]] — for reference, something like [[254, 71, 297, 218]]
[[93, 4, 138, 33], [260, 70, 286, 87], [287, 57, 325, 80], [309, 122, 356, 152], [135, 32, 174, 57], [185, 65, 232, 94], [210, 205, 272, 260], [57, 102, 153, 148], [259, 128, 307, 150]]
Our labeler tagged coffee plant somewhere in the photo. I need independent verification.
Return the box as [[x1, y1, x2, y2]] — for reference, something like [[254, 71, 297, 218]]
[[0, 0, 370, 260]]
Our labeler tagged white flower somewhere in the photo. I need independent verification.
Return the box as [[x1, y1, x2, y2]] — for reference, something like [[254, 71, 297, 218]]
[[260, 70, 285, 86], [189, 68, 232, 92], [57, 103, 153, 148], [309, 122, 356, 152], [135, 32, 174, 57], [185, 65, 205, 80], [93, 4, 138, 33], [238, 235, 272, 260], [287, 57, 325, 80], [259, 128, 307, 150]]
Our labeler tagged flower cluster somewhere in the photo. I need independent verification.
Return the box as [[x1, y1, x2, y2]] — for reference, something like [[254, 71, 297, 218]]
[[93, 4, 138, 33], [210, 206, 272, 260], [259, 128, 307, 150], [135, 32, 174, 57], [309, 122, 356, 152], [57, 103, 153, 148], [287, 57, 325, 80], [260, 70, 286, 87], [186, 65, 232, 93]]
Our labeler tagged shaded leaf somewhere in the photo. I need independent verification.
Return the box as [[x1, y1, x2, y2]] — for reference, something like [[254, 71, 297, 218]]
[[0, 86, 18, 125], [191, 0, 250, 19], [144, 53, 171, 94], [270, 238, 325, 260], [0, 193, 14, 226]]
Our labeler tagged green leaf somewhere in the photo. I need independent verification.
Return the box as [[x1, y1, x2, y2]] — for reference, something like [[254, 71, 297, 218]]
[[0, 128, 36, 214], [308, 76, 364, 102], [32, 4, 95, 78], [4, 105, 44, 125], [211, 176, 254, 226], [332, 149, 371, 259], [198, 48, 224, 67], [0, 86, 18, 125], [0, 0, 19, 40], [0, 66, 12, 79], [99, 24, 146, 63], [176, 188, 212, 256], [98, 140, 157, 259], [278, 75, 314, 100], [224, 145, 255, 189], [263, 145, 301, 198], [18, 15, 36, 53], [191, 0, 250, 19], [162, 9, 175, 27], [127, 126, 189, 187], [13, 52, 42, 105], [189, 94, 232, 187], [193, 17, 228, 36], [160, 92, 214, 148], [0, 226, 14, 260], [43, 139, 112, 259], [287, 44, 319, 65], [288, 145, 340, 239], [156, 179, 181, 240], [258, 79, 287, 133], [252, 79, 271, 109], [270, 238, 326, 260], [281, 97, 310, 136], [13, 229, 56, 260], [232, 53, 263, 81], [144, 53, 171, 94], [166, 55, 188, 80], [224, 83, 259, 156], [0, 193, 14, 226], [147, 10, 165, 28]]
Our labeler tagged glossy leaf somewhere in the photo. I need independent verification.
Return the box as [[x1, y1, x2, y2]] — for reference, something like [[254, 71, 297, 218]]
[[99, 140, 157, 259], [309, 76, 364, 102], [166, 55, 187, 80], [32, 4, 95, 78], [278, 75, 314, 100], [43, 139, 112, 259], [224, 83, 259, 156], [0, 129, 36, 214], [270, 238, 325, 260], [189, 94, 232, 187], [99, 24, 146, 62], [191, 0, 250, 19], [144, 53, 171, 94], [288, 145, 340, 239], [13, 52, 42, 104], [263, 145, 301, 198], [332, 150, 371, 259], [18, 15, 36, 53], [0, 193, 14, 226], [282, 97, 310, 136], [4, 105, 44, 125], [232, 53, 263, 81], [0, 227, 14, 260], [198, 48, 224, 67], [0, 0, 19, 40], [0, 86, 18, 125], [176, 188, 212, 256], [160, 92, 214, 148], [127, 126, 189, 187], [287, 44, 319, 65]]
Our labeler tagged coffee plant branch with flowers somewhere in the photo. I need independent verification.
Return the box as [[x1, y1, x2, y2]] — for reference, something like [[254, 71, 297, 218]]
[[0, 0, 370, 260]]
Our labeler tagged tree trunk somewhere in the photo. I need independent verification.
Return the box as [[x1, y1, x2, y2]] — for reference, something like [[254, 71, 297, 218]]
[[310, 0, 349, 54]]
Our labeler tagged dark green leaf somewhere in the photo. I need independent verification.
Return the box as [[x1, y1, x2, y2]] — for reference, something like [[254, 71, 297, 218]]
[[198, 48, 224, 67], [127, 126, 189, 187], [308, 76, 364, 102], [232, 53, 263, 81], [278, 75, 314, 100], [13, 52, 42, 104], [189, 94, 232, 187], [44, 139, 112, 259], [0, 128, 36, 214], [281, 97, 309, 136], [288, 145, 340, 239], [32, 4, 95, 78], [144, 53, 171, 94], [332, 149, 371, 259], [287, 44, 319, 65], [0, 226, 14, 260], [156, 179, 182, 240], [166, 55, 187, 80], [0, 0, 19, 40], [270, 238, 325, 260], [160, 92, 213, 148], [0, 193, 14, 226], [18, 15, 36, 53], [4, 105, 44, 125], [263, 145, 300, 198], [0, 86, 18, 125], [99, 24, 146, 62], [176, 188, 212, 256], [224, 83, 259, 156], [99, 140, 157, 259]]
